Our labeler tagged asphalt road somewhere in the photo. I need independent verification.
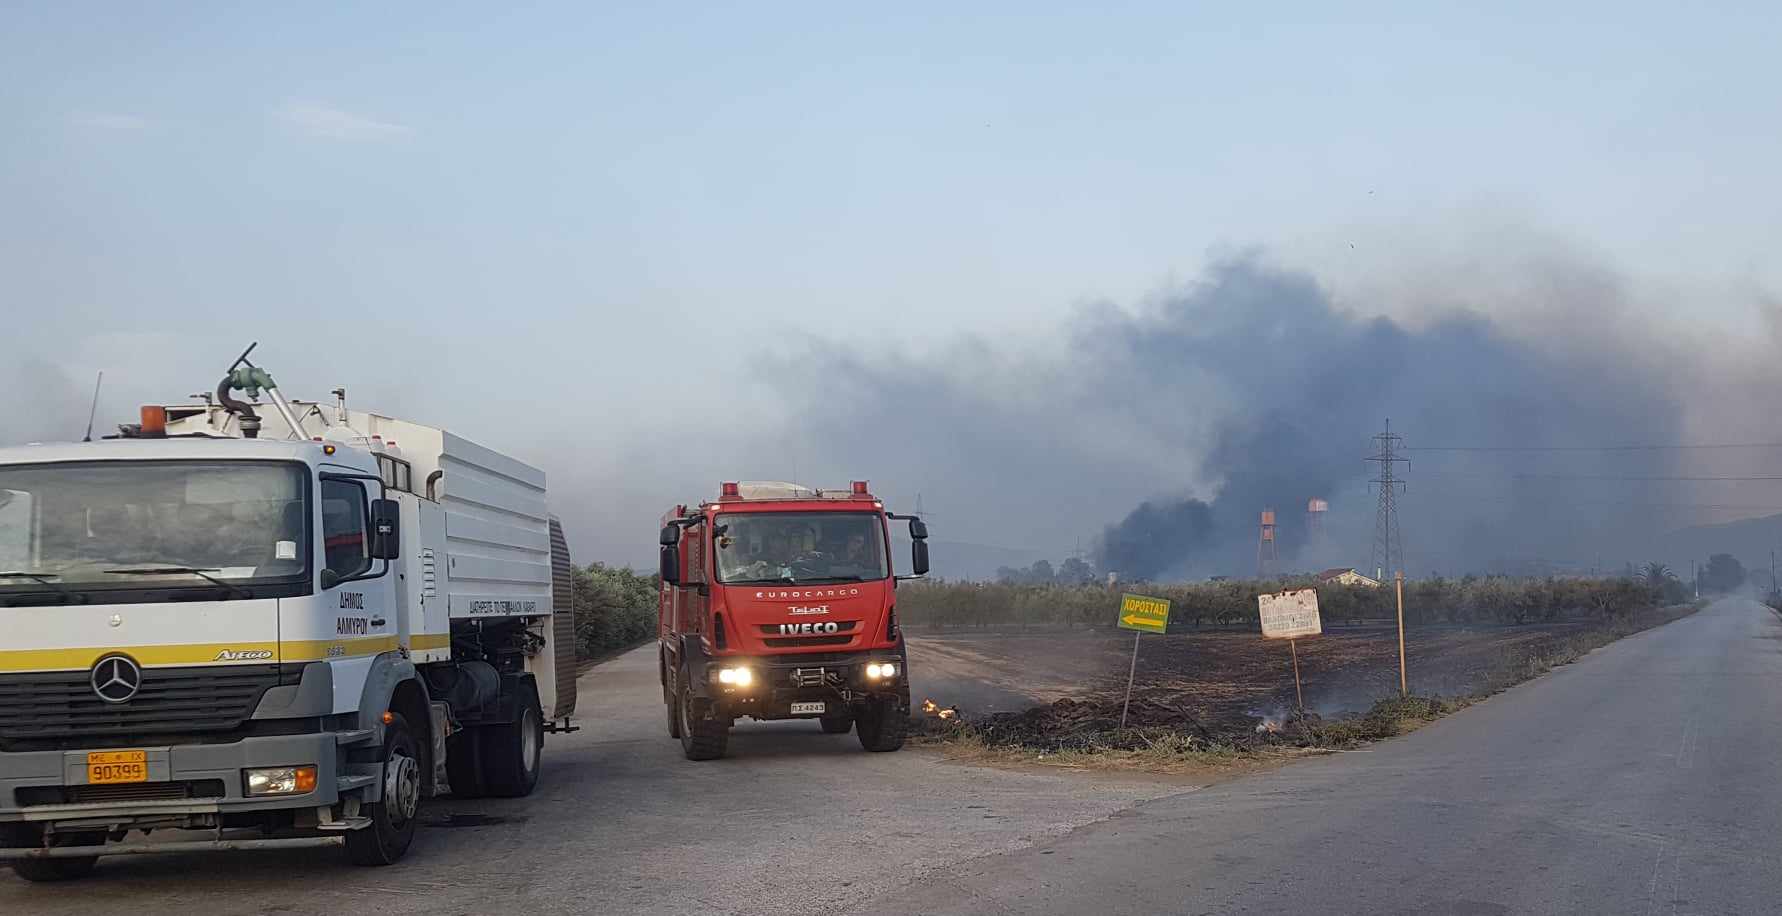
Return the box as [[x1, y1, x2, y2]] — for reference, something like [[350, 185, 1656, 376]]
[[856, 598, 1782, 915], [0, 638, 1184, 915], [6, 600, 1774, 915]]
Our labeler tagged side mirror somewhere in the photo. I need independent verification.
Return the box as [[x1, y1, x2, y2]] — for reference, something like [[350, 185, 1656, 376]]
[[659, 545, 681, 585], [908, 518, 929, 541], [370, 498, 400, 559], [911, 539, 930, 577], [660, 524, 681, 547]]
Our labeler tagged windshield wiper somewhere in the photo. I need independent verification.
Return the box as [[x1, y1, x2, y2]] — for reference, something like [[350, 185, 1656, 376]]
[[0, 571, 76, 598], [103, 565, 252, 599]]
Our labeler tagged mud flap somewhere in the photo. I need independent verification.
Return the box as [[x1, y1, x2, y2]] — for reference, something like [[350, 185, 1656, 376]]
[[429, 701, 454, 797]]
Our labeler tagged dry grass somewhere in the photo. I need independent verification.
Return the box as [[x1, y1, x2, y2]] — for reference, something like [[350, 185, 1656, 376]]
[[915, 726, 1324, 781], [918, 603, 1698, 775]]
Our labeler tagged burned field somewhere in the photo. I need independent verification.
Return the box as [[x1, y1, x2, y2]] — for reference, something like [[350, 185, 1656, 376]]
[[903, 604, 1693, 753]]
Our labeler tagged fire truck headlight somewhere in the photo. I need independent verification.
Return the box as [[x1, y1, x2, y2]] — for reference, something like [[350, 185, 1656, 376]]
[[866, 663, 898, 680], [717, 667, 753, 687]]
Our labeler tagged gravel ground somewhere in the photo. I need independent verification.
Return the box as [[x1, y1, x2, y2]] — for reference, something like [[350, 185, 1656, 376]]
[[2, 642, 1192, 916]]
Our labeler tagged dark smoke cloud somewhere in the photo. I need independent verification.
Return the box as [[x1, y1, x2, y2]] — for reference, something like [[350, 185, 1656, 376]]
[[770, 252, 1692, 580]]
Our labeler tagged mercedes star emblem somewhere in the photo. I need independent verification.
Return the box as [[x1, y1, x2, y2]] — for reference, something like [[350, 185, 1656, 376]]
[[91, 655, 143, 704]]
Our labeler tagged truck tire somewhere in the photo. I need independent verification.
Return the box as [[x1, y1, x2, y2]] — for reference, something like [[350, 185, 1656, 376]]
[[819, 714, 853, 734], [2, 824, 101, 882], [676, 682, 729, 761], [346, 713, 422, 867], [482, 686, 544, 798], [445, 728, 487, 799], [855, 699, 907, 753]]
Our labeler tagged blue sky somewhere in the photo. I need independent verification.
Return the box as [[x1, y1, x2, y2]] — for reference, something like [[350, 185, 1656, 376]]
[[4, 3, 1779, 563]]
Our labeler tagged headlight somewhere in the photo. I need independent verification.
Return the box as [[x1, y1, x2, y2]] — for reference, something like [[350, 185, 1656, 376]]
[[245, 766, 318, 797], [866, 662, 898, 680], [717, 667, 753, 687]]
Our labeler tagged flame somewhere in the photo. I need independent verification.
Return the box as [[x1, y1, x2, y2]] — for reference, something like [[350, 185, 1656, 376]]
[[1254, 714, 1286, 734], [921, 698, 958, 720]]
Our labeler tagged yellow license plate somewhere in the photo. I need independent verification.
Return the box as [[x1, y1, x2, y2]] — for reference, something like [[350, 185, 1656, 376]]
[[87, 750, 148, 785]]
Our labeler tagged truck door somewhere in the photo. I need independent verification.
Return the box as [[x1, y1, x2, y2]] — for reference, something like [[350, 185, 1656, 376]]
[[283, 475, 397, 678]]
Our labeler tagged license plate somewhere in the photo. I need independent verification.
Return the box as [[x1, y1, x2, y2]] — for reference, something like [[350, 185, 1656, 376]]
[[790, 702, 826, 715], [88, 750, 148, 785]]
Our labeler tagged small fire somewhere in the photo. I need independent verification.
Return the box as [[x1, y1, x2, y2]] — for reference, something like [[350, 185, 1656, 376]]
[[1254, 714, 1286, 734], [921, 698, 958, 720]]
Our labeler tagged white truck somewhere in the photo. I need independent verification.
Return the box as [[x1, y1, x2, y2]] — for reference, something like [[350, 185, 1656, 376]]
[[0, 347, 578, 880]]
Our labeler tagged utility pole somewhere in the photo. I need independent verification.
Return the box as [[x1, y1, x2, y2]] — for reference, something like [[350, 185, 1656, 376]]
[[1368, 419, 1409, 580], [1257, 508, 1278, 579]]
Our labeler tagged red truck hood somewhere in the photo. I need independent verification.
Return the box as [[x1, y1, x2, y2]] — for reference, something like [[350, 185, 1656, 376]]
[[717, 580, 895, 655]]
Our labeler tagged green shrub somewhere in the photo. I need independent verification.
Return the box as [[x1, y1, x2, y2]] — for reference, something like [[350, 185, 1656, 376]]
[[572, 563, 658, 660]]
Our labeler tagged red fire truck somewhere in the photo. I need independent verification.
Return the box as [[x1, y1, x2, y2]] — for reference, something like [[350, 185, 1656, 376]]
[[657, 481, 929, 760]]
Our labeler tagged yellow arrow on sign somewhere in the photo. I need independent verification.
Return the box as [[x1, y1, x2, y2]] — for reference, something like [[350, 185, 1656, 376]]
[[1118, 592, 1170, 633]]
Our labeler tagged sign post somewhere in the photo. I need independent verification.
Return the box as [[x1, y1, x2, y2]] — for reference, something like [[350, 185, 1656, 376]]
[[1289, 638, 1304, 710], [1116, 593, 1170, 728], [1394, 570, 1408, 696], [1258, 588, 1322, 714]]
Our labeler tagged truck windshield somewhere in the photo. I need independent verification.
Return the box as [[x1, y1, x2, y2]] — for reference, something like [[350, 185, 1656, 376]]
[[0, 461, 308, 592], [713, 511, 887, 584]]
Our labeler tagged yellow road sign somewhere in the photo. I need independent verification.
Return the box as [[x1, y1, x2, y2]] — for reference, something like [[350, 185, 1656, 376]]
[[1117, 593, 1170, 634]]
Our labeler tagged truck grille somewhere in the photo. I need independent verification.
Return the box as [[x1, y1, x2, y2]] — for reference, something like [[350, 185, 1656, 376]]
[[15, 780, 227, 807], [764, 635, 855, 648], [0, 665, 281, 748]]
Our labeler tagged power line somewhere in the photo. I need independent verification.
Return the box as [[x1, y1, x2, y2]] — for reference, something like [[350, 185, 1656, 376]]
[[1403, 498, 1782, 512], [1419, 472, 1782, 482], [1409, 442, 1782, 452]]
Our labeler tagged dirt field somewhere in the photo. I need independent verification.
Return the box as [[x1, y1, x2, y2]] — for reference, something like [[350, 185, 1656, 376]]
[[904, 605, 1694, 742]]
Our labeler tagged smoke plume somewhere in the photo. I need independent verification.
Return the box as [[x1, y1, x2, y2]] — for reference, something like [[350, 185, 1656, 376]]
[[770, 252, 1699, 579]]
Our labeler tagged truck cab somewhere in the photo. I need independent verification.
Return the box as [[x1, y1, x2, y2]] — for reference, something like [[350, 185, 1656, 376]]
[[657, 481, 928, 760], [0, 353, 575, 880]]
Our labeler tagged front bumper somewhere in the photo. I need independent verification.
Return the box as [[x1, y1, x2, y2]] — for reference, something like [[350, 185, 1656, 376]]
[[0, 730, 378, 828], [690, 649, 912, 720]]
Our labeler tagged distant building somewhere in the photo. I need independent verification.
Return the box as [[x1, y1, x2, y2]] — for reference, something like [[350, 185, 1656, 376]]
[[1317, 568, 1382, 588]]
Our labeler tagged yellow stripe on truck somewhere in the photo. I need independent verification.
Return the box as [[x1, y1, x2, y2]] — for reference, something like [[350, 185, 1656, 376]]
[[0, 642, 281, 672], [279, 636, 400, 662], [0, 635, 433, 673]]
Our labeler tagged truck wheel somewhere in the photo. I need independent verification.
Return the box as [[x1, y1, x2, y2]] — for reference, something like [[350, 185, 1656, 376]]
[[445, 728, 487, 799], [482, 686, 544, 798], [2, 824, 101, 882], [855, 699, 907, 753], [819, 714, 853, 734], [677, 683, 729, 761], [346, 713, 422, 867]]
